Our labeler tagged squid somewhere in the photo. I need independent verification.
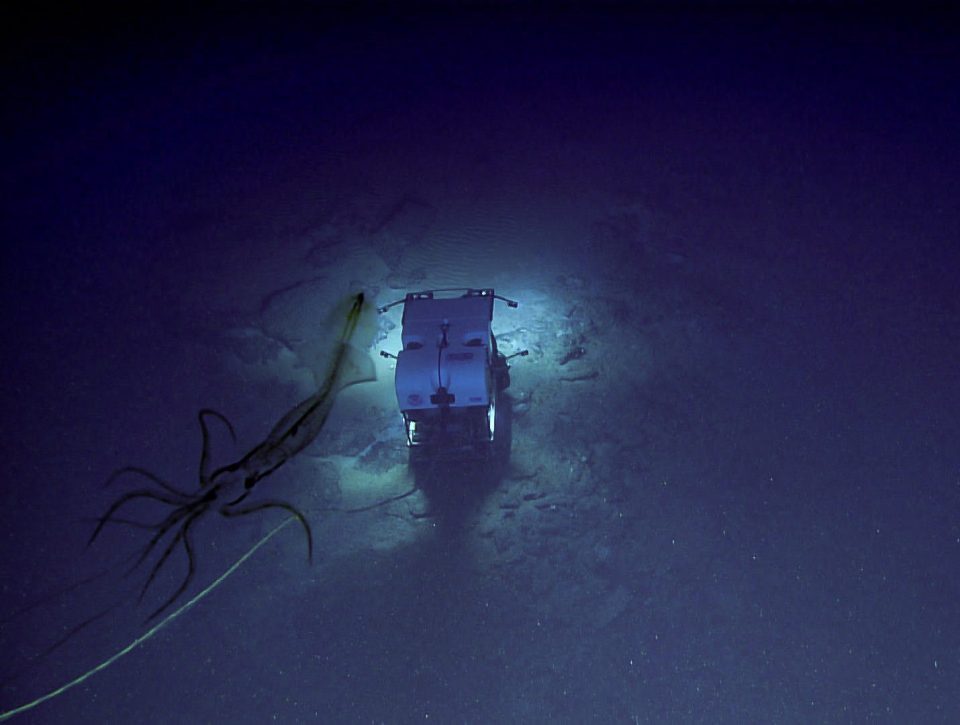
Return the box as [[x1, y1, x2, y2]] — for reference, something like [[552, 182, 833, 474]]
[[88, 291, 378, 620]]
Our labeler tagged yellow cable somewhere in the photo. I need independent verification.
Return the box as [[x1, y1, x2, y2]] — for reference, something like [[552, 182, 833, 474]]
[[0, 516, 296, 722]]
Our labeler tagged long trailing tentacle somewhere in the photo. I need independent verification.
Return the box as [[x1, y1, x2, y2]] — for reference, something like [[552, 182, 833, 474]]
[[140, 508, 206, 621], [79, 515, 164, 532], [320, 485, 420, 514], [34, 604, 121, 661], [104, 466, 193, 499], [126, 488, 220, 576], [0, 568, 116, 627], [88, 489, 191, 546], [220, 500, 313, 563], [124, 504, 195, 576], [145, 508, 202, 621], [198, 408, 237, 488], [0, 602, 118, 691]]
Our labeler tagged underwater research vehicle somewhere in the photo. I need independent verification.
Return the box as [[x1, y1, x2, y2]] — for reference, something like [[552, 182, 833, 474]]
[[378, 288, 528, 461]]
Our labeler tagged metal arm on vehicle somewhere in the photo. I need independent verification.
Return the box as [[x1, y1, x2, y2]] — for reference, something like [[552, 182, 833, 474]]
[[378, 288, 520, 314]]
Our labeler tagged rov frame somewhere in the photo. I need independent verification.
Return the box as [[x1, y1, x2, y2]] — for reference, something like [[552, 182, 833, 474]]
[[378, 288, 527, 457]]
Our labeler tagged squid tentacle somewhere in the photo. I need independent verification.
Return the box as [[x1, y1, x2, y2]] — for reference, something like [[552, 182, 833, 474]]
[[146, 509, 204, 621], [89, 489, 190, 546], [198, 408, 237, 487], [125, 503, 196, 577], [104, 466, 193, 499], [140, 508, 206, 616]]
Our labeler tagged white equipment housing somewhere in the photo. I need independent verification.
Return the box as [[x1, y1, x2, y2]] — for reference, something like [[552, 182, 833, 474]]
[[380, 288, 518, 456]]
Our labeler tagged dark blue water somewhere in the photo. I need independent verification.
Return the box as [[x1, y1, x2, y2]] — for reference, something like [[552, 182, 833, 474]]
[[2, 6, 958, 723]]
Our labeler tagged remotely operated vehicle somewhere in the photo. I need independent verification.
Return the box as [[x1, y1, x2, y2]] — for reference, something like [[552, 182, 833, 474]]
[[378, 288, 527, 458]]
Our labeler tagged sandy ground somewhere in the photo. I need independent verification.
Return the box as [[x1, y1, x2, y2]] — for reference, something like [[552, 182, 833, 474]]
[[2, 7, 958, 723]]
